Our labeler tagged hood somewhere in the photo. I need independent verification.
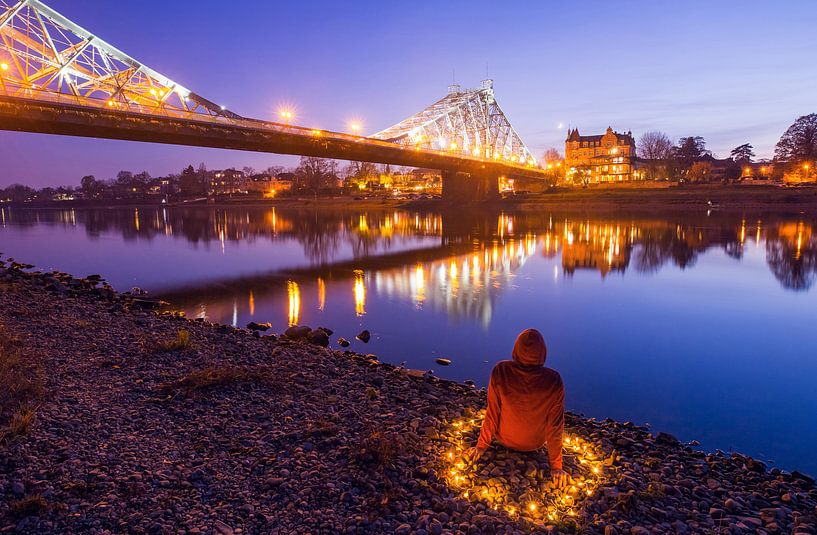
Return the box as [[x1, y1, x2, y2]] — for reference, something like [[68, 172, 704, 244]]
[[512, 329, 547, 367]]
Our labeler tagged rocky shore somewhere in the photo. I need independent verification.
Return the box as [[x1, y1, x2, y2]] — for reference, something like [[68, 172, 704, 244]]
[[0, 259, 815, 534]]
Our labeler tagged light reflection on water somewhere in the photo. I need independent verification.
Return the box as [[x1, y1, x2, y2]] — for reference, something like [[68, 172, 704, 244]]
[[1, 205, 816, 475]]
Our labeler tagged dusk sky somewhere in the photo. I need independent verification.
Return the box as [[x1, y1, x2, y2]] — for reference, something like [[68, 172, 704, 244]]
[[1, 0, 816, 187]]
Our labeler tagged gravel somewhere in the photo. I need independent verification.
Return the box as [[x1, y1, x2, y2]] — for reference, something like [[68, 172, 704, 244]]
[[0, 259, 815, 534]]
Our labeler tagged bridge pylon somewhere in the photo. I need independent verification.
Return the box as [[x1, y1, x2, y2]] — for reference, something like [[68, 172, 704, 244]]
[[0, 0, 237, 119]]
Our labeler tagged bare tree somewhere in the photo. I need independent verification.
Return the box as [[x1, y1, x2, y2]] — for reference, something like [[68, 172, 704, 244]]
[[542, 148, 562, 164], [294, 157, 339, 197], [637, 131, 674, 180]]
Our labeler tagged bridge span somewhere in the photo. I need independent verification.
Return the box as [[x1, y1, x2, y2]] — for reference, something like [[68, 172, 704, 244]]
[[0, 0, 551, 200]]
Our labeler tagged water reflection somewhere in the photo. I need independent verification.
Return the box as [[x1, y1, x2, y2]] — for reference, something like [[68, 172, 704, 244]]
[[2, 205, 817, 473], [2, 206, 816, 298]]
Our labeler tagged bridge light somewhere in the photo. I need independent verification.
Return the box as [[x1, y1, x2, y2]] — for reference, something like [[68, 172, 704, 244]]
[[107, 100, 115, 106], [472, 148, 480, 156], [220, 105, 227, 111], [311, 129, 322, 137], [449, 142, 458, 150], [0, 63, 8, 71], [279, 109, 294, 123], [349, 121, 362, 134], [149, 88, 158, 96]]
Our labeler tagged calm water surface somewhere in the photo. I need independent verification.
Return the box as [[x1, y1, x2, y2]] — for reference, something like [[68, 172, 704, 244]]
[[1, 205, 816, 475]]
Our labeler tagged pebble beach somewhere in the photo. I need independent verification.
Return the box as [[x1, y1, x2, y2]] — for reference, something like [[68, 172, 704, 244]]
[[0, 259, 815, 534]]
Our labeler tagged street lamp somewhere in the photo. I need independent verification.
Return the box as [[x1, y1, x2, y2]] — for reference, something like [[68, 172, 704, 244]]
[[349, 121, 362, 134], [279, 109, 293, 125]]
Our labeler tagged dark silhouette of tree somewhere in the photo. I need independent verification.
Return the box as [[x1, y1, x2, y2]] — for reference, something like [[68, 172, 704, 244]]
[[766, 238, 817, 290], [775, 114, 817, 164], [637, 131, 675, 179], [80, 175, 98, 198], [295, 157, 338, 196], [179, 165, 206, 197], [730, 143, 755, 163], [115, 170, 133, 185], [674, 136, 711, 171], [0, 184, 35, 202]]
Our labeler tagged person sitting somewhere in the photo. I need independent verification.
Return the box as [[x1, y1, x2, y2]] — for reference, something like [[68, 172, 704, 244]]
[[465, 328, 568, 487]]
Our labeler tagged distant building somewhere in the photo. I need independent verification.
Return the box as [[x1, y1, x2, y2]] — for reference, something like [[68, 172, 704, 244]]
[[565, 127, 637, 182], [211, 169, 246, 195], [245, 174, 294, 197]]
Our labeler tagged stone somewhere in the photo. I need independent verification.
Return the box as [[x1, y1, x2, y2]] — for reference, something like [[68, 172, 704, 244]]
[[337, 338, 351, 347], [435, 358, 452, 366], [395, 524, 411, 535], [655, 432, 680, 445], [307, 329, 329, 347], [284, 325, 311, 340], [11, 481, 25, 495], [214, 521, 234, 535], [246, 322, 271, 332], [356, 330, 371, 343]]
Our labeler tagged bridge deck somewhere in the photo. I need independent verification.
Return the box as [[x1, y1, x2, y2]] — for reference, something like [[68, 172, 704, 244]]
[[0, 94, 548, 181]]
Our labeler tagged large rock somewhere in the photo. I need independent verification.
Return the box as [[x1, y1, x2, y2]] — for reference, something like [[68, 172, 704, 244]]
[[356, 330, 371, 343], [284, 325, 312, 340]]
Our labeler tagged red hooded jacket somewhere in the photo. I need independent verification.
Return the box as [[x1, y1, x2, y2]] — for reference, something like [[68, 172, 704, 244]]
[[476, 329, 564, 470]]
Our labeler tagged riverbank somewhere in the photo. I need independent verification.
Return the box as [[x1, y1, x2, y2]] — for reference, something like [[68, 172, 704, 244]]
[[4, 184, 817, 214], [0, 261, 815, 534]]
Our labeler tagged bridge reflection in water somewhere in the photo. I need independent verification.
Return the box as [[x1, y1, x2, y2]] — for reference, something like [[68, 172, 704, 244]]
[[1, 206, 815, 330]]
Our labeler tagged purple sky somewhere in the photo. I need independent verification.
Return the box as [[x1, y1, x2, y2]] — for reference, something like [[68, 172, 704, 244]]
[[1, 0, 816, 187]]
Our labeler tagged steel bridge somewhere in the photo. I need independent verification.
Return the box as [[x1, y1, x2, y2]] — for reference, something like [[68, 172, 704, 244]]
[[0, 0, 549, 200]]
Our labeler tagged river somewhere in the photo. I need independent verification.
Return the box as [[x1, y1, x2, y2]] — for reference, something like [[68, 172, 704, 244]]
[[1, 204, 815, 475]]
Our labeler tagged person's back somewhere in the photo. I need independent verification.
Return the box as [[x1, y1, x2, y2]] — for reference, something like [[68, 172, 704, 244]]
[[469, 329, 567, 485]]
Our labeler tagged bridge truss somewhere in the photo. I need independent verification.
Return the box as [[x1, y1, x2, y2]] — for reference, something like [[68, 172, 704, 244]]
[[0, 0, 237, 119], [0, 0, 546, 191], [372, 80, 536, 166]]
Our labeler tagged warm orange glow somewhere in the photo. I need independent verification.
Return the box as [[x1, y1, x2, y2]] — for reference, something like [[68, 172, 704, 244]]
[[353, 270, 366, 316], [317, 277, 326, 312], [279, 109, 293, 122], [349, 121, 362, 134], [0, 62, 8, 71], [287, 280, 300, 326]]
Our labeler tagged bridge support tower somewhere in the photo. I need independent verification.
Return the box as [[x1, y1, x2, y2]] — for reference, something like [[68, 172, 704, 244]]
[[441, 170, 500, 202]]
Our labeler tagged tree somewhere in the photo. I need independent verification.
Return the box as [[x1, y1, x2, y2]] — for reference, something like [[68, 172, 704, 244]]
[[264, 165, 286, 177], [116, 170, 134, 185], [242, 166, 256, 177], [179, 165, 206, 196], [1, 184, 35, 203], [344, 161, 378, 189], [133, 171, 151, 184], [570, 165, 592, 187], [687, 161, 712, 182], [775, 113, 817, 164], [542, 148, 562, 164], [730, 143, 755, 163], [637, 131, 674, 179], [295, 157, 339, 196], [674, 136, 711, 170], [80, 175, 98, 198]]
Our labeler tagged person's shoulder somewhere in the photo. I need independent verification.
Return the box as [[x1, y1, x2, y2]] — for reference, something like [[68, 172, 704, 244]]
[[542, 367, 564, 385], [490, 360, 516, 376]]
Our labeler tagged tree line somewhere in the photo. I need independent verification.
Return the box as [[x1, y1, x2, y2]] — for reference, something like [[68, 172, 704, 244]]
[[541, 113, 817, 184]]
